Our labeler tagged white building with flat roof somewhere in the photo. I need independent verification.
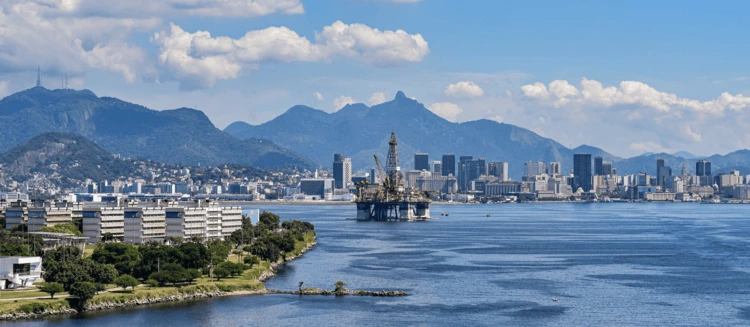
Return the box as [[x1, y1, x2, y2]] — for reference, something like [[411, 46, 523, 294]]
[[166, 206, 208, 241], [124, 206, 166, 244], [0, 256, 42, 289], [82, 206, 124, 242]]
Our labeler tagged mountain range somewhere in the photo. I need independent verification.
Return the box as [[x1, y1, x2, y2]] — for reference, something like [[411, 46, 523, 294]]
[[225, 91, 750, 179], [0, 87, 314, 169], [0, 132, 270, 190]]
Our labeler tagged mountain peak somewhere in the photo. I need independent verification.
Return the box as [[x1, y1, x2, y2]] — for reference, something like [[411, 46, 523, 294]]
[[394, 91, 407, 100]]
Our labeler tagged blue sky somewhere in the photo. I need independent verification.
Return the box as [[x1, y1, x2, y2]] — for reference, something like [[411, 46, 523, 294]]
[[1, 0, 749, 157]]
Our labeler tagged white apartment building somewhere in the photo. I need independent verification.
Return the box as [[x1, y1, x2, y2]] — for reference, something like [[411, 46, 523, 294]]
[[124, 206, 166, 244], [27, 206, 73, 232], [220, 206, 243, 236], [82, 206, 125, 242], [165, 206, 208, 240]]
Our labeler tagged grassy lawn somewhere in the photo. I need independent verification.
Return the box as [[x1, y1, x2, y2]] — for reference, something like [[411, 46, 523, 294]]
[[0, 298, 70, 315], [0, 289, 69, 300], [83, 244, 97, 257]]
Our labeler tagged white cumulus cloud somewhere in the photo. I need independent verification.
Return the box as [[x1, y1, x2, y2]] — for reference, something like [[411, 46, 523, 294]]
[[333, 95, 356, 111], [152, 21, 430, 90], [521, 78, 750, 114], [428, 102, 462, 122], [369, 92, 388, 106], [444, 81, 484, 98], [314, 92, 324, 101]]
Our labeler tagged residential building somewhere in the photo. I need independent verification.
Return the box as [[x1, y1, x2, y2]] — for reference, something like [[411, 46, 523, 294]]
[[595, 156, 604, 176], [549, 162, 561, 176]]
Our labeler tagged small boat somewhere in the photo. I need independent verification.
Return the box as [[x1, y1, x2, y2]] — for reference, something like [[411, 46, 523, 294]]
[[486, 214, 492, 217], [552, 298, 558, 302]]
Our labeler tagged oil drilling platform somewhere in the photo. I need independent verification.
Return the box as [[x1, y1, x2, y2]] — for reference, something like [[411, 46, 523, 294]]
[[355, 131, 431, 221]]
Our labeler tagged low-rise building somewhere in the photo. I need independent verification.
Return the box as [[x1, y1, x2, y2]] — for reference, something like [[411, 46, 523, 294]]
[[82, 206, 125, 242], [27, 206, 73, 232], [124, 206, 166, 244], [0, 256, 42, 289], [165, 205, 208, 241]]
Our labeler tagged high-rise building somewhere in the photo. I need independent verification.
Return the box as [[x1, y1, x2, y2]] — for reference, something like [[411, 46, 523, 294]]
[[431, 161, 442, 174], [594, 156, 604, 176], [549, 162, 561, 176], [441, 154, 456, 177], [656, 159, 672, 187], [602, 162, 613, 176], [370, 168, 377, 184], [696, 160, 712, 176], [488, 161, 509, 182], [524, 161, 547, 177], [458, 156, 473, 191], [573, 154, 592, 192], [333, 154, 352, 189], [414, 153, 429, 171]]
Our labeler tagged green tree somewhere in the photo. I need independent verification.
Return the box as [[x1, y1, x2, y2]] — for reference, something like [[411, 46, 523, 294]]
[[148, 263, 187, 286], [208, 241, 230, 264], [102, 232, 115, 243], [84, 261, 118, 284], [185, 269, 201, 284], [232, 249, 243, 262], [38, 282, 64, 299], [212, 266, 230, 280], [113, 274, 139, 292], [145, 279, 159, 289], [69, 282, 97, 311], [334, 281, 347, 293], [0, 243, 31, 256], [40, 222, 83, 236], [243, 255, 259, 268], [258, 211, 280, 231], [178, 242, 210, 270], [92, 243, 142, 276], [45, 262, 92, 290]]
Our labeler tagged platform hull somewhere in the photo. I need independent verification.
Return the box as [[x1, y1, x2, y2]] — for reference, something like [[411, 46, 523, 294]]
[[356, 201, 431, 221]]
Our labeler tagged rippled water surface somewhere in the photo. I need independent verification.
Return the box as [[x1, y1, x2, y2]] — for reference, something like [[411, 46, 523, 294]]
[[7, 203, 750, 326]]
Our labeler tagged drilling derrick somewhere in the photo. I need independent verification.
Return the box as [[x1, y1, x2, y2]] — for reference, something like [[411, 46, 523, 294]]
[[355, 131, 431, 221]]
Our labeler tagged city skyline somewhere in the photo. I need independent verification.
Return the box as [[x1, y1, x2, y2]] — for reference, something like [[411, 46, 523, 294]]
[[0, 1, 749, 158]]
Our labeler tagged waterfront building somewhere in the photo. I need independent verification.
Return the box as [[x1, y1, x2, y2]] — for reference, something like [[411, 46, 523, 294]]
[[333, 154, 352, 189], [458, 156, 473, 192], [414, 153, 429, 171], [415, 174, 458, 194], [405, 170, 432, 190], [441, 154, 456, 177], [485, 181, 522, 196], [299, 178, 335, 199], [220, 206, 243, 237], [573, 154, 593, 192], [656, 159, 672, 189], [0, 256, 42, 289]]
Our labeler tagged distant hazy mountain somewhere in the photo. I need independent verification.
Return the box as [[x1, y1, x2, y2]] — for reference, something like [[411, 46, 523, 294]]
[[0, 87, 314, 169], [606, 151, 750, 177], [672, 151, 703, 159], [225, 91, 616, 178]]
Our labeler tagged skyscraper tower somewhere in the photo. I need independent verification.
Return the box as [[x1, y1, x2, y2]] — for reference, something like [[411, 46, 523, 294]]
[[594, 156, 604, 176], [573, 154, 592, 192], [656, 159, 665, 187], [414, 153, 429, 171], [696, 160, 712, 176], [333, 154, 351, 189], [441, 154, 456, 177]]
